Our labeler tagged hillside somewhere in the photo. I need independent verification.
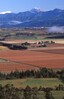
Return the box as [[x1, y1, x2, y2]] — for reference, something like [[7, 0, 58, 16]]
[[0, 8, 64, 27]]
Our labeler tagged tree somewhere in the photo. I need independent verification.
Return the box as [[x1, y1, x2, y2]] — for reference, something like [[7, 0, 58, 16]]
[[23, 86, 32, 99], [32, 87, 39, 99], [45, 91, 54, 99]]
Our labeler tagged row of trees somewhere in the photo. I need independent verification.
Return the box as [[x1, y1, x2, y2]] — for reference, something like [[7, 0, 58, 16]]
[[0, 42, 27, 50], [0, 84, 64, 99], [0, 68, 64, 80]]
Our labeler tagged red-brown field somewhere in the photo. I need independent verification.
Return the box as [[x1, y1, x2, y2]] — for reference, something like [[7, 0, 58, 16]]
[[0, 43, 64, 72]]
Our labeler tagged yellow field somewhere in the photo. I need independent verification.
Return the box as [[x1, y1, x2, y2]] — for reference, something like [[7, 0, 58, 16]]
[[3, 38, 64, 44], [0, 46, 7, 50]]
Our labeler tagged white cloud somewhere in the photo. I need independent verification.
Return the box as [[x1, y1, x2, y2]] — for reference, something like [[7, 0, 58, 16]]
[[8, 21, 22, 25], [48, 26, 64, 33], [0, 11, 12, 14]]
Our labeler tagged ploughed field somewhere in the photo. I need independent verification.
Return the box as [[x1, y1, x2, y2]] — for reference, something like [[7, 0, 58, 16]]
[[0, 43, 64, 72]]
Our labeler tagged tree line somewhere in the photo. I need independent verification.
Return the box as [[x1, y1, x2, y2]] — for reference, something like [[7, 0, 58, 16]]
[[0, 68, 64, 81], [0, 84, 64, 99]]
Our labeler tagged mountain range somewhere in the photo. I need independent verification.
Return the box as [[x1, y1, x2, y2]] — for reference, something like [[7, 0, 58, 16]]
[[0, 8, 64, 28]]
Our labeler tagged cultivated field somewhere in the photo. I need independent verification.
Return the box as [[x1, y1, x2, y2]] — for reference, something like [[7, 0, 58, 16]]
[[3, 39, 64, 44], [0, 28, 64, 99], [0, 78, 63, 88], [0, 43, 64, 72], [0, 78, 64, 99]]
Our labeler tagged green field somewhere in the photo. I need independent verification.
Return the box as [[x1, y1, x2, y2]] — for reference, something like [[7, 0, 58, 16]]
[[0, 78, 63, 88], [0, 78, 64, 99], [52, 91, 64, 99], [38, 91, 64, 99]]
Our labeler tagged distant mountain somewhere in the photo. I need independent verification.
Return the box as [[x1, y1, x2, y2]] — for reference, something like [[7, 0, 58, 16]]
[[0, 8, 64, 28], [30, 8, 43, 13]]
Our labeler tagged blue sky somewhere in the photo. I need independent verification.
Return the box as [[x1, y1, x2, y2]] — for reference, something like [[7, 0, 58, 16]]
[[0, 0, 64, 13]]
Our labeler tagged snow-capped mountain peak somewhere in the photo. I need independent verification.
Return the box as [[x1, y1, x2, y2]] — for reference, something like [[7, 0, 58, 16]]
[[0, 11, 12, 14]]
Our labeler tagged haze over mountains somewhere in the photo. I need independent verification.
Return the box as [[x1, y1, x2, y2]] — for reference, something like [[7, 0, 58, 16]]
[[0, 8, 64, 28]]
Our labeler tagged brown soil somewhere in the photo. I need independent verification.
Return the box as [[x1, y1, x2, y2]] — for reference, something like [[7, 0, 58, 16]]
[[0, 46, 64, 72]]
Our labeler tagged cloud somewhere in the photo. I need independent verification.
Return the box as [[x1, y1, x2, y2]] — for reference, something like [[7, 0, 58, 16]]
[[0, 11, 12, 14], [48, 26, 64, 33]]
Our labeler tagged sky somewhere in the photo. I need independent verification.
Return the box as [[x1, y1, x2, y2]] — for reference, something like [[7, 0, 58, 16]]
[[0, 0, 64, 13]]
